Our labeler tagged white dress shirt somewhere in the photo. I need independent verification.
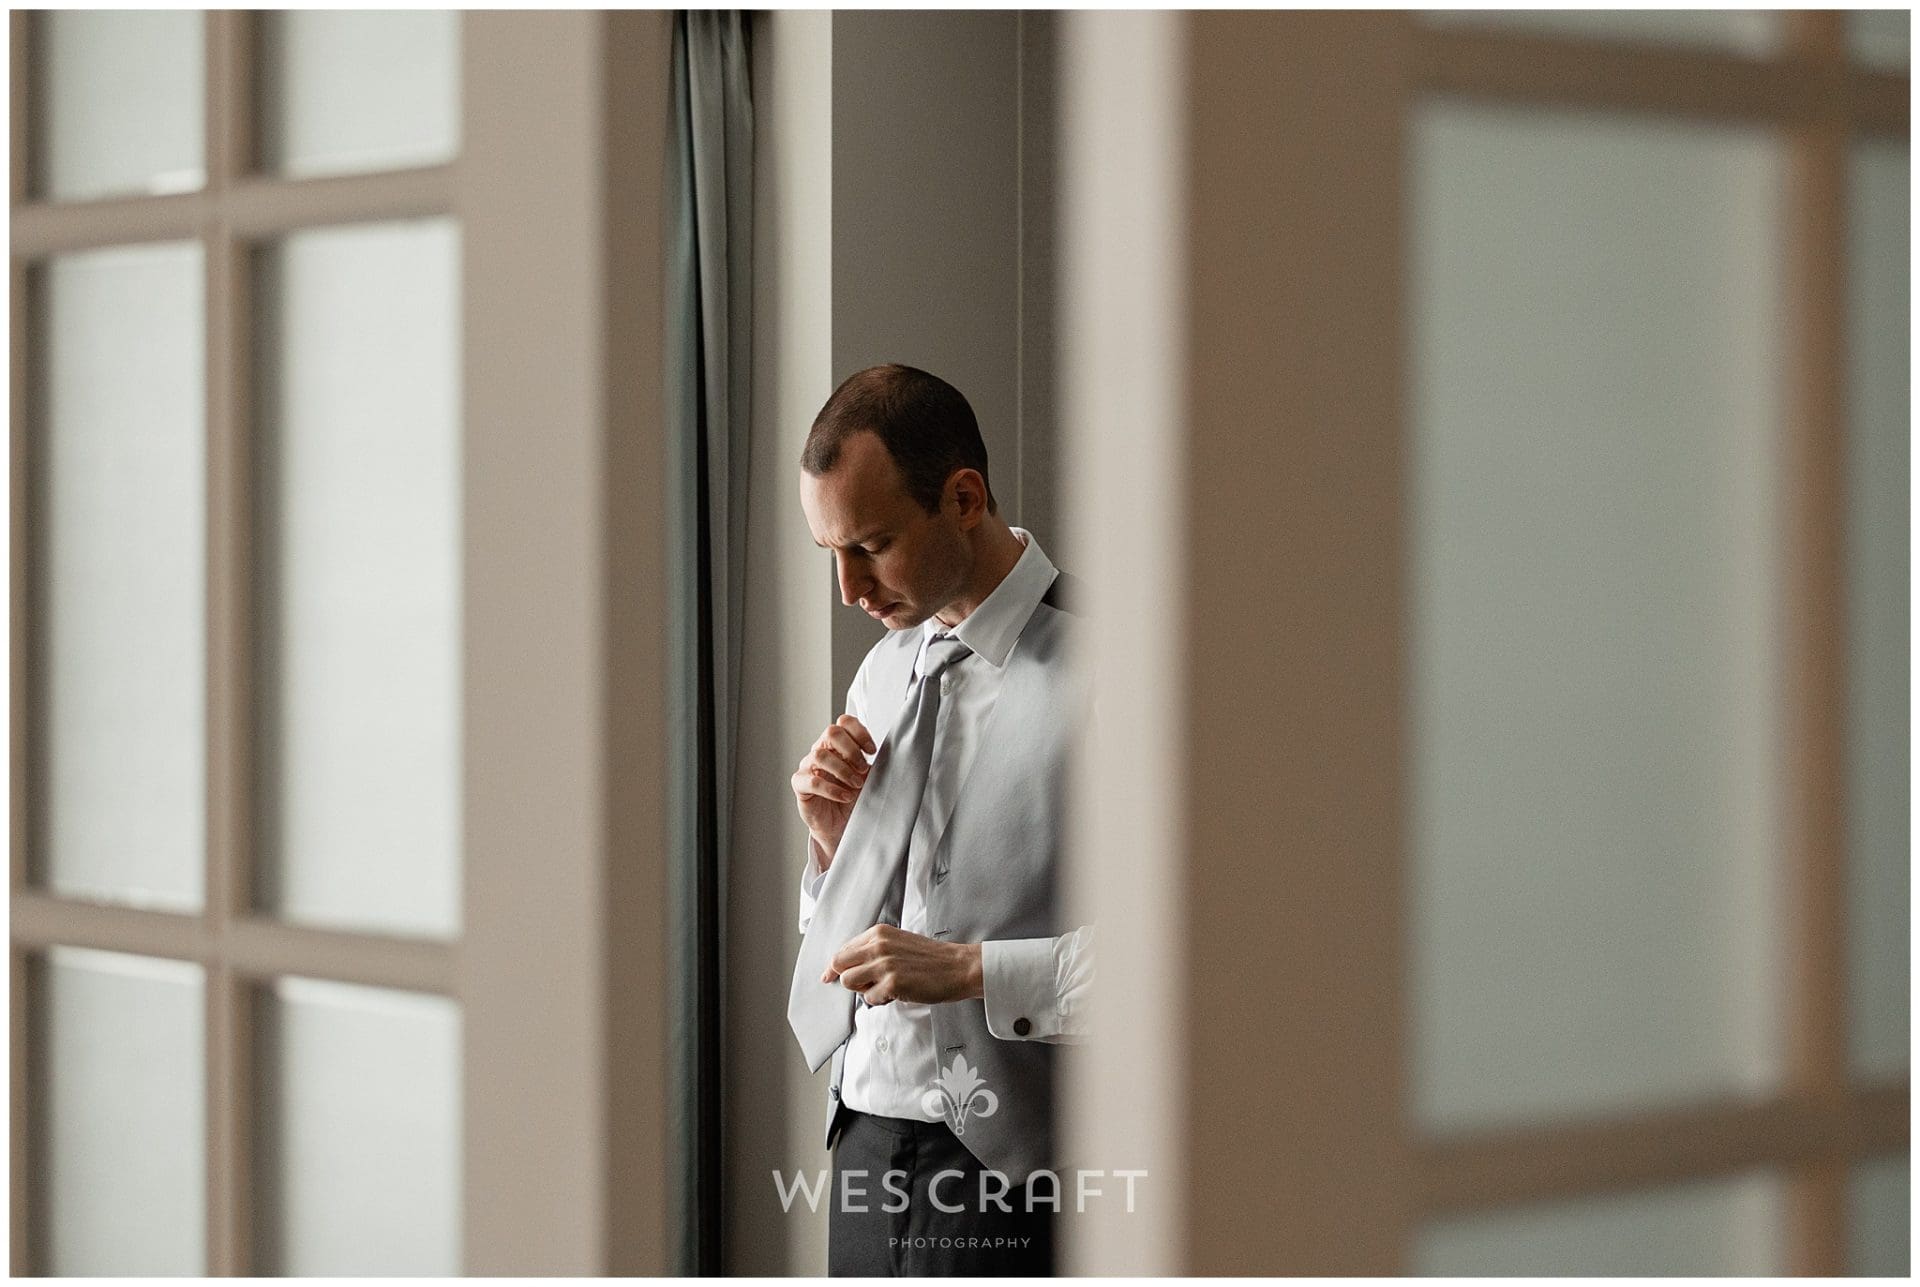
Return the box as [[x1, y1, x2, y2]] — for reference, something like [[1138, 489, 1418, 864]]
[[797, 527, 1094, 1121]]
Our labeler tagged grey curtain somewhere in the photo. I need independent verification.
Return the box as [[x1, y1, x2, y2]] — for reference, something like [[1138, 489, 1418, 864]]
[[666, 10, 751, 1276]]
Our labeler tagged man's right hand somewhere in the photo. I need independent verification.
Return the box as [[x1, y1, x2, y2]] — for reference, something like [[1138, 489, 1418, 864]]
[[792, 714, 877, 869]]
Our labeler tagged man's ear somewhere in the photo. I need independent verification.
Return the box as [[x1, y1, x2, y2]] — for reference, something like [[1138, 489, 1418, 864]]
[[948, 468, 989, 528]]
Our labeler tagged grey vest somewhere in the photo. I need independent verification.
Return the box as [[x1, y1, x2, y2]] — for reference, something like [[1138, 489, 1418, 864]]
[[821, 574, 1087, 1185]]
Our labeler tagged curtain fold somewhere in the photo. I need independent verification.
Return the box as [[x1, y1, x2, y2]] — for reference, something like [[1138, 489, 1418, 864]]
[[666, 10, 752, 1276]]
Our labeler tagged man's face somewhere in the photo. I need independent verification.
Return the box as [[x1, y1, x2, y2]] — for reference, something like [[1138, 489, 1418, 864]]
[[800, 431, 970, 630]]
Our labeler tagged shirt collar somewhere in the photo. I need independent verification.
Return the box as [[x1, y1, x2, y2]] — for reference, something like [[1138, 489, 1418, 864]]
[[923, 527, 1058, 669]]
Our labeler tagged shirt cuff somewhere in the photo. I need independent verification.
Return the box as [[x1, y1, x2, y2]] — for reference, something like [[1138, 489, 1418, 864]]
[[981, 936, 1063, 1041], [797, 837, 829, 935], [803, 837, 829, 896]]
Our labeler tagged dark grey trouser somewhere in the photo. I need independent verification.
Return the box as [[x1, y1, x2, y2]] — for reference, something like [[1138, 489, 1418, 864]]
[[828, 1110, 1056, 1277]]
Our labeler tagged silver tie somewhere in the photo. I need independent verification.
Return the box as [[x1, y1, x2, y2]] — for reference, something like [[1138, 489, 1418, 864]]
[[788, 633, 972, 1070]]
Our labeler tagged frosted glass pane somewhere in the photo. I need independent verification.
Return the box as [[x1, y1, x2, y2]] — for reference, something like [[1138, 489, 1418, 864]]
[[34, 10, 205, 200], [1417, 1172, 1786, 1275], [254, 977, 461, 1275], [38, 947, 205, 1275], [1849, 9, 1910, 71], [1846, 140, 1910, 1082], [1410, 104, 1786, 1133], [1425, 9, 1780, 58], [39, 243, 206, 911], [1850, 1154, 1911, 1276], [257, 11, 460, 179], [255, 220, 461, 939]]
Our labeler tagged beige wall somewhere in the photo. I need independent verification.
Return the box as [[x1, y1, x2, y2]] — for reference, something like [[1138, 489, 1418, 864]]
[[827, 8, 1052, 692]]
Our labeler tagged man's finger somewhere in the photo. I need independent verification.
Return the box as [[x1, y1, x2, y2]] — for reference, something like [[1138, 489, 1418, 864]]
[[821, 727, 871, 774], [836, 958, 887, 998], [828, 929, 881, 977], [837, 714, 877, 756], [798, 769, 856, 803], [813, 746, 866, 788], [811, 771, 855, 803]]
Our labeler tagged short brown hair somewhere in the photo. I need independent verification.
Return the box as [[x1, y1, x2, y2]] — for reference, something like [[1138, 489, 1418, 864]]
[[801, 364, 998, 516]]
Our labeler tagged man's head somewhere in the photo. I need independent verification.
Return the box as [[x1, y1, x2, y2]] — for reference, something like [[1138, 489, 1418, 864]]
[[799, 364, 998, 629]]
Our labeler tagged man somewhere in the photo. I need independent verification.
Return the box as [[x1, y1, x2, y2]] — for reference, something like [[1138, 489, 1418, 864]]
[[787, 364, 1093, 1276]]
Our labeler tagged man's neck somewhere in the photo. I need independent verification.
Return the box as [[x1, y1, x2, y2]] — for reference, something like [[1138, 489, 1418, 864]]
[[935, 520, 1026, 628]]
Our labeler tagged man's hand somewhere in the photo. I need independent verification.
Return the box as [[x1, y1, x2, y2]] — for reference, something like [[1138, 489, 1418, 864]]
[[791, 715, 877, 868], [824, 924, 983, 1006]]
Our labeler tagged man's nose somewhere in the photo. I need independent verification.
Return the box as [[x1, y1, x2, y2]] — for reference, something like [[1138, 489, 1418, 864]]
[[835, 554, 869, 607]]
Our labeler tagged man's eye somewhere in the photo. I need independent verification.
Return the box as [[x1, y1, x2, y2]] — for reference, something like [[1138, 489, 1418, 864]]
[[863, 542, 888, 555]]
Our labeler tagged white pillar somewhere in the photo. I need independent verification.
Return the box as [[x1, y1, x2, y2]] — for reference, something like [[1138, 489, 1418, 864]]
[[1060, 11, 1415, 1273]]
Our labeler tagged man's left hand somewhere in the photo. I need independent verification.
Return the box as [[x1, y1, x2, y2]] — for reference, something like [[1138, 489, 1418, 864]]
[[825, 924, 983, 1006]]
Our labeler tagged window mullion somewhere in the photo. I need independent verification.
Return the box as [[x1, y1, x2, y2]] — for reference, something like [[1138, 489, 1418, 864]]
[[203, 8, 252, 1276]]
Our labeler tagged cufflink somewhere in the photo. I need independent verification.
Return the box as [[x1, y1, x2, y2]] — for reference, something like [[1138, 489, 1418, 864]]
[[1013, 1017, 1032, 1036]]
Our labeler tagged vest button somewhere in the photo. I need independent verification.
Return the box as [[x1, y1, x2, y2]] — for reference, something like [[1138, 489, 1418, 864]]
[[1013, 1017, 1032, 1037]]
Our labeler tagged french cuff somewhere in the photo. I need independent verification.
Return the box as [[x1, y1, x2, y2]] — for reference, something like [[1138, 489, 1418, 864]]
[[981, 937, 1062, 1041], [797, 838, 829, 935], [802, 837, 829, 898]]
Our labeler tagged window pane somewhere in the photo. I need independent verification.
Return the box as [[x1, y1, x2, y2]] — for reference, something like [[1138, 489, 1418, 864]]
[[34, 10, 205, 200], [256, 11, 460, 179], [254, 219, 461, 939], [1849, 9, 1910, 72], [1846, 138, 1910, 1081], [1850, 1154, 1911, 1277], [37, 947, 205, 1275], [1410, 104, 1785, 1133], [1417, 1172, 1786, 1275], [254, 977, 461, 1274], [1424, 9, 1780, 58], [38, 243, 206, 911]]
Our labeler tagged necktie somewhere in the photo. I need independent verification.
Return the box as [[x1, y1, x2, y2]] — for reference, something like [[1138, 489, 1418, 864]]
[[788, 633, 973, 1070]]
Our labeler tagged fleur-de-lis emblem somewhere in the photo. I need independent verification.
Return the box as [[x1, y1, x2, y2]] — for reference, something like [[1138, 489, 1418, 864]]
[[921, 1052, 999, 1135]]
